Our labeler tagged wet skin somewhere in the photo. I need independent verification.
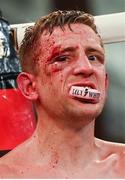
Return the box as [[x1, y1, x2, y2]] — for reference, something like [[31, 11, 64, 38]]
[[33, 23, 107, 128], [0, 23, 125, 178]]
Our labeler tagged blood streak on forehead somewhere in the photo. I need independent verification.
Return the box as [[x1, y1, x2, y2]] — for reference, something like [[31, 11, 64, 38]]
[[38, 32, 64, 63], [38, 23, 103, 62], [36, 35, 57, 63], [47, 46, 62, 62]]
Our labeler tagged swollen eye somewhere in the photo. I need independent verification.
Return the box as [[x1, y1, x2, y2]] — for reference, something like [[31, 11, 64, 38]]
[[56, 55, 67, 62], [88, 55, 96, 61]]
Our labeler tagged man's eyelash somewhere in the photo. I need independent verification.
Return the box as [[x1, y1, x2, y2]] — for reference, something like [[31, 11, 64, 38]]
[[88, 55, 97, 61], [54, 55, 68, 62], [88, 54, 104, 63]]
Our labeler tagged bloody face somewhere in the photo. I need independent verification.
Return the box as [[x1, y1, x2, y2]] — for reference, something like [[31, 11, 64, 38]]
[[34, 23, 107, 127]]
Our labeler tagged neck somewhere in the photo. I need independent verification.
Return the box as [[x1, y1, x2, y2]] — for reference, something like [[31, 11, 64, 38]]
[[32, 110, 97, 170]]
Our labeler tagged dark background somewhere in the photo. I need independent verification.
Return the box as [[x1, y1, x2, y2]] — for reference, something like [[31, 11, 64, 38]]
[[0, 0, 125, 24]]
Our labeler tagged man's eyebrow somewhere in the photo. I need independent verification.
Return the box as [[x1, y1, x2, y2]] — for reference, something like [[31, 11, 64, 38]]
[[87, 47, 105, 56], [60, 46, 78, 53], [47, 46, 77, 62]]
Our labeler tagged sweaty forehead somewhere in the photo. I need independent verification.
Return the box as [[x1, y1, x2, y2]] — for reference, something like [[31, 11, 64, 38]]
[[42, 23, 99, 43]]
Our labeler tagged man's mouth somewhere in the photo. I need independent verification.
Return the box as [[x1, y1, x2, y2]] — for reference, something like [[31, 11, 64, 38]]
[[69, 85, 101, 104]]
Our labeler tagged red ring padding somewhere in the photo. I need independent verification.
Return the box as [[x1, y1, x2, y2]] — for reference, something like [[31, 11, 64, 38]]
[[0, 88, 36, 150]]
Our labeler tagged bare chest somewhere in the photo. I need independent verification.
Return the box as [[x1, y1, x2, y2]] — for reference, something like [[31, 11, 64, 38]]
[[1, 159, 124, 179]]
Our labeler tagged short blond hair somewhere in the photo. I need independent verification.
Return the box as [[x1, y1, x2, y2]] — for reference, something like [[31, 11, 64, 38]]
[[19, 10, 103, 73]]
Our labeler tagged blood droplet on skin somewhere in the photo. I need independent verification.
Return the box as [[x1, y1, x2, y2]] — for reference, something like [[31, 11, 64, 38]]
[[50, 151, 59, 169], [51, 63, 59, 73], [60, 73, 64, 83]]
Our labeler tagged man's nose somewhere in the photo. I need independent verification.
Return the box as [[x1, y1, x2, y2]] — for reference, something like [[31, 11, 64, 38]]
[[73, 55, 94, 77]]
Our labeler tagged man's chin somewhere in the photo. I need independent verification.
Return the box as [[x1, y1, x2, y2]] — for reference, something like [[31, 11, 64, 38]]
[[67, 98, 104, 119]]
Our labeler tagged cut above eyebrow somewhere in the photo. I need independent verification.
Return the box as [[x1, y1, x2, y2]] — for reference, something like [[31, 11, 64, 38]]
[[47, 45, 104, 63]]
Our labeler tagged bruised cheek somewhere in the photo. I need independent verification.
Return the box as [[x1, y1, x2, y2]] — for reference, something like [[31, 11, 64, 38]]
[[44, 65, 68, 93], [49, 63, 64, 73], [39, 61, 64, 88]]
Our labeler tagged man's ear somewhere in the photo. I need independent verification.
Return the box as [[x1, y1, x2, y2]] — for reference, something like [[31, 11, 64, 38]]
[[17, 72, 38, 100]]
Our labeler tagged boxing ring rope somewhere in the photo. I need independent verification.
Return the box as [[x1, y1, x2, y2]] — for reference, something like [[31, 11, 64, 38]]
[[11, 12, 125, 47]]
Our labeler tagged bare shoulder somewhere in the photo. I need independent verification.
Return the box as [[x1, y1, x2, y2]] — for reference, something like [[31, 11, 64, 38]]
[[0, 138, 32, 163], [95, 137, 125, 151], [0, 139, 53, 178], [0, 135, 37, 178], [95, 138, 125, 165], [0, 160, 19, 178]]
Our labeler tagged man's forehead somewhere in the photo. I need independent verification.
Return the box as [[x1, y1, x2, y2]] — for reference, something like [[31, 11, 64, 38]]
[[40, 23, 101, 49], [42, 23, 97, 40]]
